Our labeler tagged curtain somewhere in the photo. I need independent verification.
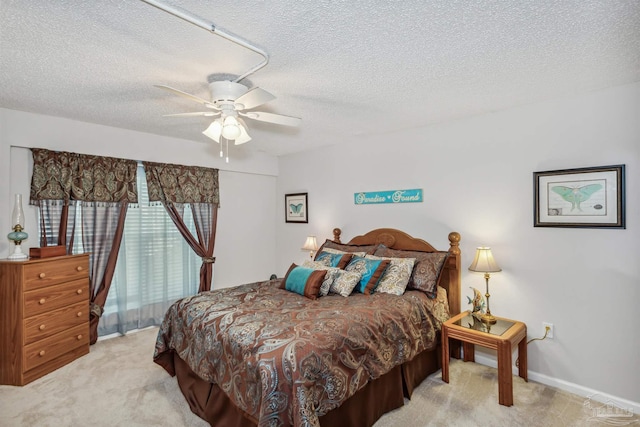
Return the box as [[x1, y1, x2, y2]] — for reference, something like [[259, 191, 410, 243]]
[[30, 148, 137, 204], [143, 161, 219, 292], [98, 164, 200, 336], [30, 148, 137, 344], [36, 200, 69, 247], [81, 202, 129, 344]]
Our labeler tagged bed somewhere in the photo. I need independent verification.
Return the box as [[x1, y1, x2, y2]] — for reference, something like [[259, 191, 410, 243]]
[[154, 228, 461, 427]]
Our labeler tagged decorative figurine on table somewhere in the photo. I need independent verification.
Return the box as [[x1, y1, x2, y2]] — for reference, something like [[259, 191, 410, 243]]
[[467, 287, 487, 320]]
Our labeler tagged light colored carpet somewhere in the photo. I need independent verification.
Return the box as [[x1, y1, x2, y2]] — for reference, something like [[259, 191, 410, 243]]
[[0, 327, 612, 426]]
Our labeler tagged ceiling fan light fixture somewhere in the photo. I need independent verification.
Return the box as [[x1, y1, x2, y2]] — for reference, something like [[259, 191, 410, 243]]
[[221, 116, 242, 140], [157, 79, 300, 161], [234, 122, 252, 145], [203, 120, 223, 143]]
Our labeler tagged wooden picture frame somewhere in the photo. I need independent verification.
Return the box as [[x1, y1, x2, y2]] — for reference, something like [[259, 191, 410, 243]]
[[533, 165, 625, 228], [285, 193, 308, 223]]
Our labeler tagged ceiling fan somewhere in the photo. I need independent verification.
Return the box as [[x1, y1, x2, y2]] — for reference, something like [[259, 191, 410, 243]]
[[156, 80, 301, 146]]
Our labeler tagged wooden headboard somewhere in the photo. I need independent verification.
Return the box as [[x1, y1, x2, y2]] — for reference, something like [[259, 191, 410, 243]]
[[333, 228, 461, 316]]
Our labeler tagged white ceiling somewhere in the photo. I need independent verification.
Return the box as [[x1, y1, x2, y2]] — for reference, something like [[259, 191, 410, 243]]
[[1, 1, 639, 157]]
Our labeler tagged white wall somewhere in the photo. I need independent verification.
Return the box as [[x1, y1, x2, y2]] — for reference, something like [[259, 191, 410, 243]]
[[0, 109, 278, 286], [2, 83, 638, 408], [215, 171, 277, 288], [276, 83, 640, 407]]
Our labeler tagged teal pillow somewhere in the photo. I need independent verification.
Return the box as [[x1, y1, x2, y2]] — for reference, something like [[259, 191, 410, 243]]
[[282, 263, 327, 300], [344, 256, 390, 294], [315, 251, 353, 269]]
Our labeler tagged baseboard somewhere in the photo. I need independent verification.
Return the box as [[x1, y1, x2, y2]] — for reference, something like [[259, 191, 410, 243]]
[[97, 325, 158, 342], [472, 354, 640, 414]]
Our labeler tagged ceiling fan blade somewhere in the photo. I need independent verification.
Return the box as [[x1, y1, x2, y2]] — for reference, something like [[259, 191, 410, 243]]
[[240, 111, 301, 127], [163, 112, 220, 118], [155, 85, 216, 108], [202, 119, 222, 143], [234, 87, 276, 110], [234, 119, 252, 145]]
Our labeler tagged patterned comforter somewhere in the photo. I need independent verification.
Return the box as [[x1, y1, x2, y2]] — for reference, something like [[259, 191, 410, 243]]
[[154, 279, 449, 427]]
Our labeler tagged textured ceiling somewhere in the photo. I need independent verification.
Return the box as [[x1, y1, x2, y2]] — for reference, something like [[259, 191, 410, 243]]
[[1, 1, 639, 157]]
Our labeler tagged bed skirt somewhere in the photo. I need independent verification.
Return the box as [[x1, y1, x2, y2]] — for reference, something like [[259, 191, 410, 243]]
[[162, 343, 441, 427]]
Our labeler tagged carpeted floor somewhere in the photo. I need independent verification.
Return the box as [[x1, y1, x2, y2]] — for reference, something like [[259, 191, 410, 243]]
[[0, 327, 622, 426]]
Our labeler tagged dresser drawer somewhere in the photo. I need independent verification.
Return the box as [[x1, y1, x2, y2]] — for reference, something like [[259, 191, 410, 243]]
[[24, 256, 89, 291], [23, 323, 88, 372], [24, 278, 89, 317], [24, 301, 88, 344]]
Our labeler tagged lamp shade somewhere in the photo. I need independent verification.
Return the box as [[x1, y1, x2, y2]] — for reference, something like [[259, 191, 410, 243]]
[[11, 194, 25, 228], [233, 119, 252, 145], [202, 119, 223, 143], [221, 116, 242, 140], [468, 247, 501, 273], [301, 236, 318, 252]]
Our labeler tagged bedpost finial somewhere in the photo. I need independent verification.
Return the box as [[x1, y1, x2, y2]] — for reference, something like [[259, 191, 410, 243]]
[[448, 231, 461, 254], [333, 228, 342, 243]]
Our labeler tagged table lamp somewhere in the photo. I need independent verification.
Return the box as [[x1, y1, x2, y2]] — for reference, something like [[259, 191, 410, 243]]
[[468, 246, 501, 324], [7, 194, 29, 260], [301, 236, 318, 259]]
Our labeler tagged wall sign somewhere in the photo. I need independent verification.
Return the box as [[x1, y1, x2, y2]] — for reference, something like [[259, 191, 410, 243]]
[[354, 189, 423, 205]]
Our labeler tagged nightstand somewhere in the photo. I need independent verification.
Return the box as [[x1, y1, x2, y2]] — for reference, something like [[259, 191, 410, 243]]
[[442, 311, 527, 406]]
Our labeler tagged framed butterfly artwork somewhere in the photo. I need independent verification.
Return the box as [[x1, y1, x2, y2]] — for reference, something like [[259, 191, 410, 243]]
[[534, 165, 625, 228], [285, 192, 308, 223]]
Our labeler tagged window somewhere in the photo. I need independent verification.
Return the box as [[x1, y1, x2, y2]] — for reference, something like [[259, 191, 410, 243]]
[[37, 163, 202, 337], [98, 164, 200, 336]]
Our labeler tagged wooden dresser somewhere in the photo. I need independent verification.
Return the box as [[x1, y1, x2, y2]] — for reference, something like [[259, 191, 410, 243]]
[[0, 254, 90, 385]]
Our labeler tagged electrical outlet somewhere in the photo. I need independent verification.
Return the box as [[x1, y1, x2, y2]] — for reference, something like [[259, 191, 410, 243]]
[[543, 322, 554, 339]]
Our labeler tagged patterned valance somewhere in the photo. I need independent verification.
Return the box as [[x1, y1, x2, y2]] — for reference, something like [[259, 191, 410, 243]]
[[143, 161, 219, 204], [30, 148, 138, 204]]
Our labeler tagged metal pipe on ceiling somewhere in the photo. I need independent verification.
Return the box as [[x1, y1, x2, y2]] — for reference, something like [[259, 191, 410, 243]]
[[140, 0, 269, 82]]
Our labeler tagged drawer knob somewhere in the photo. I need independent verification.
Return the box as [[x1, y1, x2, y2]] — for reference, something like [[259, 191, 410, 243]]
[[77, 312, 82, 317], [76, 289, 83, 295], [39, 298, 46, 305], [77, 334, 83, 340], [38, 272, 46, 279], [39, 324, 46, 330], [76, 266, 83, 272], [39, 350, 45, 357]]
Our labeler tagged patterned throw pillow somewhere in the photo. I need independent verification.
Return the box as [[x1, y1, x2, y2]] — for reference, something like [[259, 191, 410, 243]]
[[373, 246, 448, 298], [301, 261, 364, 297], [364, 254, 416, 295], [281, 263, 327, 300], [316, 239, 379, 257], [328, 269, 362, 297], [302, 260, 342, 296], [344, 256, 390, 294], [314, 250, 354, 269]]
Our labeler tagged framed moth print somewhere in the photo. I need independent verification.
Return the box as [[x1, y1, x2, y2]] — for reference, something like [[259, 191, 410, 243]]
[[285, 193, 308, 223], [534, 165, 625, 228]]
